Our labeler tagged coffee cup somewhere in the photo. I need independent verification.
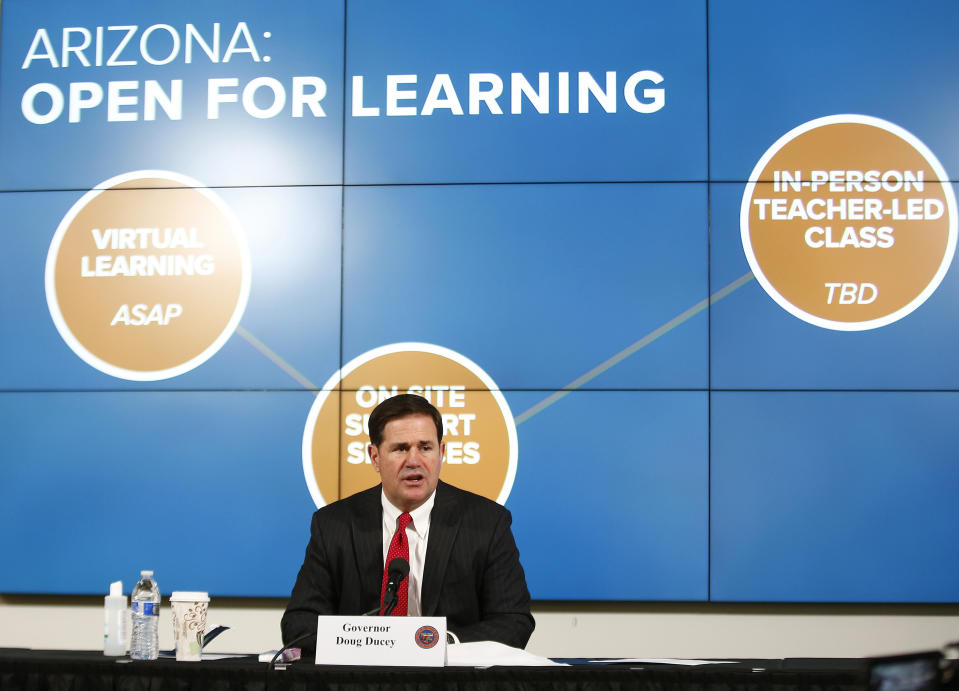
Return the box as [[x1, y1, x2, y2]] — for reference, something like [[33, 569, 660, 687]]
[[170, 591, 210, 662]]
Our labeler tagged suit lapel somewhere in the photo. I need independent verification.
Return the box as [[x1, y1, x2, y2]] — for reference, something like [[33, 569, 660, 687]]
[[422, 482, 461, 616], [350, 486, 384, 608]]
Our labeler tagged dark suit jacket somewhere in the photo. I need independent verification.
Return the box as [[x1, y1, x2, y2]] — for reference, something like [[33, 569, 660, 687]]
[[281, 480, 534, 652]]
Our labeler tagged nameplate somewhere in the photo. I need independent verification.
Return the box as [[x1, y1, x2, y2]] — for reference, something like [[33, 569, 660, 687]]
[[314, 615, 446, 666]]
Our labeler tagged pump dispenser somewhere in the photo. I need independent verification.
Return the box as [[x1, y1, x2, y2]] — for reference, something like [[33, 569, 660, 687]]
[[104, 580, 128, 656]]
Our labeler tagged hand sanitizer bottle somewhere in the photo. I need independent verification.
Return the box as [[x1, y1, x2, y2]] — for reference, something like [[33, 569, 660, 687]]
[[104, 580, 128, 656]]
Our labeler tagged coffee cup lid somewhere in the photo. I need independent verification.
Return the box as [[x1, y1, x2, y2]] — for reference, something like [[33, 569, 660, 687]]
[[170, 591, 209, 603]]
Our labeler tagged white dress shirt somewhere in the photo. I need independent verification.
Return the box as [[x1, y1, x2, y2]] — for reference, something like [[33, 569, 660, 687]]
[[380, 490, 434, 616]]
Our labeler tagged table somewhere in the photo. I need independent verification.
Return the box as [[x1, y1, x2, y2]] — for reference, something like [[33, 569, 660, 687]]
[[0, 648, 925, 691]]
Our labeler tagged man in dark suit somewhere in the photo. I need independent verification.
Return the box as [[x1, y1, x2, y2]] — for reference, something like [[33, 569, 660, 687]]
[[281, 394, 534, 652]]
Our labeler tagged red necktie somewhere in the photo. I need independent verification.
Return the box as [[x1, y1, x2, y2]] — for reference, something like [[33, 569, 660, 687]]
[[380, 512, 412, 615]]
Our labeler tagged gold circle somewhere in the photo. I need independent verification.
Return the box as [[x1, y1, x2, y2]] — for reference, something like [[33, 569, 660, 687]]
[[743, 119, 954, 328], [48, 174, 248, 377], [307, 349, 514, 505]]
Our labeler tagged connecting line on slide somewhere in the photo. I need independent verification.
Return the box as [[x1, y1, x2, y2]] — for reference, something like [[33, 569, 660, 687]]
[[234, 270, 756, 418], [513, 270, 755, 426], [236, 325, 321, 391]]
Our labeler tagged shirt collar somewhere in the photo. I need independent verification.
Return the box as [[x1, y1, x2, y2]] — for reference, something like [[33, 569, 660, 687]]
[[381, 487, 435, 539]]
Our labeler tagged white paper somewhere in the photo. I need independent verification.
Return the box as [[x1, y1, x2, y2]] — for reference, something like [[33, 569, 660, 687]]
[[446, 641, 567, 667], [157, 651, 247, 660], [599, 658, 737, 666]]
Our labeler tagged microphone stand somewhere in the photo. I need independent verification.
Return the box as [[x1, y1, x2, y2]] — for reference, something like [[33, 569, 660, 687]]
[[360, 589, 398, 617], [381, 591, 399, 616]]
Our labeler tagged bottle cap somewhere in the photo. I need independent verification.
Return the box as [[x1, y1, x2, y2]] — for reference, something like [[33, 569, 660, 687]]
[[109, 580, 123, 597], [140, 570, 154, 578]]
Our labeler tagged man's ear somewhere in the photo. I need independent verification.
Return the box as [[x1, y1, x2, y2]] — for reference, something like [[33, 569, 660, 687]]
[[368, 443, 380, 472]]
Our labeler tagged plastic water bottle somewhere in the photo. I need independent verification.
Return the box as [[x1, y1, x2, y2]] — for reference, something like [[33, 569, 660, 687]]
[[130, 570, 160, 660]]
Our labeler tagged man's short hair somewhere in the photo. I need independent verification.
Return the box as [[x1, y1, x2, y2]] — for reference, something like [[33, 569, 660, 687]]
[[368, 393, 444, 447]]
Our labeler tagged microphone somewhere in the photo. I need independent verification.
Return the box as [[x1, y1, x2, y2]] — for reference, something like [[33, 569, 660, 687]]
[[380, 557, 410, 616]]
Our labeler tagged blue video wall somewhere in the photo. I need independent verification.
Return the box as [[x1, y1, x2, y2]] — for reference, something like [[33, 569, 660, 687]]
[[1, 0, 957, 603]]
